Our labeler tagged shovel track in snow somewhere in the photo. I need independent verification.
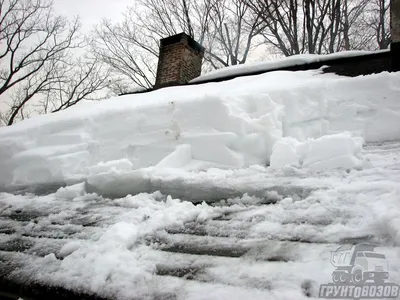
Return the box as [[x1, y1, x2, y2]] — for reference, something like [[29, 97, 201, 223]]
[[0, 201, 379, 300], [0, 141, 399, 299], [0, 210, 393, 300]]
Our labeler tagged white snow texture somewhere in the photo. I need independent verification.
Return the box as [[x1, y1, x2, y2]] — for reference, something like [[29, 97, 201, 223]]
[[0, 70, 400, 188], [270, 133, 364, 170]]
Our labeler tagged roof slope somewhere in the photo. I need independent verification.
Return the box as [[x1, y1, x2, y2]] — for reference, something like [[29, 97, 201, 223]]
[[191, 50, 390, 84]]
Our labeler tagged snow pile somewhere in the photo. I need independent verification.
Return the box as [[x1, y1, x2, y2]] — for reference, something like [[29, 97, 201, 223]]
[[0, 70, 399, 189], [270, 132, 364, 170], [191, 50, 389, 83]]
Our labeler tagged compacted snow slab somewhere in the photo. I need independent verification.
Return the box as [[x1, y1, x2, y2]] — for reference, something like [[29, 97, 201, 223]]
[[0, 70, 400, 191], [0, 141, 399, 300], [270, 132, 364, 170]]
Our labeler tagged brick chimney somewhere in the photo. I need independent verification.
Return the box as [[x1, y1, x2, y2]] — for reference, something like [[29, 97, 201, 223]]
[[154, 33, 205, 88], [391, 0, 400, 71]]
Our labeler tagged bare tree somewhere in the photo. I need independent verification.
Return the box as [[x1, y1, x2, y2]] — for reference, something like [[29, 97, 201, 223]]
[[142, 0, 264, 66], [91, 19, 157, 90], [205, 0, 265, 67], [244, 0, 344, 55], [91, 0, 264, 89], [243, 0, 388, 56], [363, 0, 391, 49], [0, 0, 109, 126], [0, 0, 80, 94], [5, 56, 67, 125], [38, 57, 111, 114]]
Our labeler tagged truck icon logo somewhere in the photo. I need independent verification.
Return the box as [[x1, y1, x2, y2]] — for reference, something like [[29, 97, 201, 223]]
[[330, 243, 389, 285], [319, 243, 400, 299]]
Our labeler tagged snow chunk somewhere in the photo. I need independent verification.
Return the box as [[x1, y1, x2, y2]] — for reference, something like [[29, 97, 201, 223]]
[[270, 137, 301, 168], [87, 159, 134, 174], [59, 241, 82, 258], [54, 182, 86, 200], [155, 144, 192, 169], [270, 133, 363, 170]]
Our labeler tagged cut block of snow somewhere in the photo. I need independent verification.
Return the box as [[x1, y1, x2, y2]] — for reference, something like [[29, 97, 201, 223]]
[[365, 109, 400, 142], [270, 137, 301, 168], [87, 159, 134, 174], [54, 182, 86, 200], [301, 133, 363, 167], [58, 241, 82, 258], [155, 144, 192, 169], [270, 133, 363, 170]]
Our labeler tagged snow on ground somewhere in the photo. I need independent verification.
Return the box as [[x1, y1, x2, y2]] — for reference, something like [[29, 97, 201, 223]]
[[0, 141, 400, 300], [0, 70, 399, 192], [190, 50, 390, 83]]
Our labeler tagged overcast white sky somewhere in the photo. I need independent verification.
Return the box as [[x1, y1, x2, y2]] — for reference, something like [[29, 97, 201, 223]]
[[53, 0, 133, 31]]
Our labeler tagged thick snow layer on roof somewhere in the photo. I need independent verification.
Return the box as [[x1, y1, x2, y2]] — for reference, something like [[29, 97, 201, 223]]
[[0, 70, 399, 190], [191, 50, 390, 83]]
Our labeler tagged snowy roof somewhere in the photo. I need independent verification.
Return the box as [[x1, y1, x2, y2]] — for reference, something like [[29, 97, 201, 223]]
[[121, 50, 390, 95], [191, 49, 390, 84], [0, 66, 400, 299]]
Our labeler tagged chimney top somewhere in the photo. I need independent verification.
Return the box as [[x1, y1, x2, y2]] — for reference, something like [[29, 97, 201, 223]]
[[160, 32, 205, 53], [154, 32, 205, 89]]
